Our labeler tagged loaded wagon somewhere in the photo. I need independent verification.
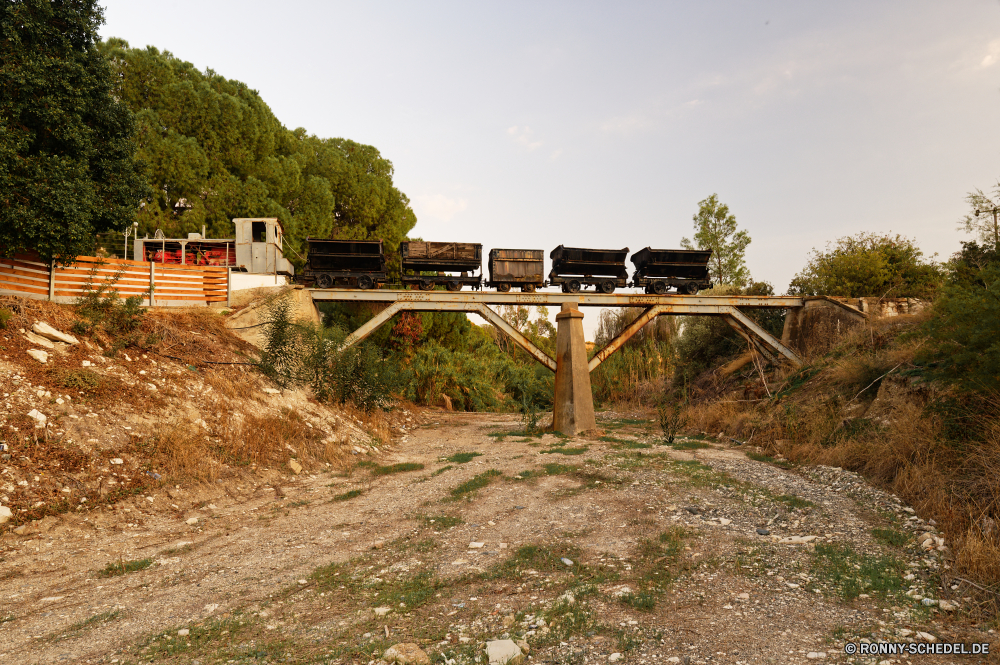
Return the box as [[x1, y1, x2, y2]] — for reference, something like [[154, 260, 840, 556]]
[[487, 249, 545, 292], [400, 241, 482, 291], [548, 245, 629, 293], [630, 247, 713, 295], [304, 238, 385, 289]]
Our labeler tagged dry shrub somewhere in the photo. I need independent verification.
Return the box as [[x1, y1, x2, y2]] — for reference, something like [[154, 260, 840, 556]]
[[140, 409, 354, 482], [955, 528, 1000, 599]]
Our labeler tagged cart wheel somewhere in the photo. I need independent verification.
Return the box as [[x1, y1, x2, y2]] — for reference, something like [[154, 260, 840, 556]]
[[567, 280, 582, 293], [560, 284, 569, 293], [497, 283, 511, 293], [651, 281, 667, 295], [446, 281, 462, 292], [316, 274, 332, 289], [521, 284, 536, 293], [357, 275, 374, 290], [420, 281, 436, 291], [683, 282, 700, 295], [599, 280, 616, 294]]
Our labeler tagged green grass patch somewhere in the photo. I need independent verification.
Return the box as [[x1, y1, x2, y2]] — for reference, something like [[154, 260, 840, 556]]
[[811, 542, 905, 600], [773, 494, 815, 509], [670, 440, 711, 450], [369, 462, 425, 476], [619, 590, 657, 611], [96, 557, 153, 578], [746, 451, 794, 469], [332, 489, 364, 502], [444, 452, 482, 464], [871, 527, 909, 548], [601, 435, 652, 449], [431, 465, 454, 477], [450, 469, 502, 497], [540, 446, 589, 456], [420, 514, 463, 529]]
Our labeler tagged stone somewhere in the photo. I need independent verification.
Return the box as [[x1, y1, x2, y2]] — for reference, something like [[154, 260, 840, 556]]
[[27, 409, 46, 426], [552, 304, 597, 435], [515, 639, 530, 655], [382, 643, 431, 665], [778, 535, 818, 544], [938, 600, 956, 611], [806, 652, 826, 659], [186, 517, 199, 525], [111, 458, 123, 465], [263, 388, 280, 394], [485, 639, 524, 665], [915, 631, 938, 643], [288, 459, 303, 474], [374, 606, 392, 617], [24, 331, 54, 349], [177, 628, 190, 636], [719, 518, 732, 526], [468, 542, 485, 549], [756, 528, 770, 535], [560, 557, 574, 566], [27, 349, 48, 364], [32, 322, 79, 345], [0, 506, 11, 524], [609, 654, 623, 663], [82, 360, 93, 367]]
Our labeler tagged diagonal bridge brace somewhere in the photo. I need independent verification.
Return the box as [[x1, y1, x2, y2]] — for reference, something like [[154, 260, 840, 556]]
[[339, 300, 557, 372]]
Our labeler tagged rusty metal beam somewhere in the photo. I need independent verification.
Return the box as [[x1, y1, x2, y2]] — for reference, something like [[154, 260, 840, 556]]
[[310, 288, 802, 309], [723, 315, 778, 365], [587, 306, 663, 372], [724, 306, 801, 366], [341, 301, 404, 348], [470, 304, 556, 372]]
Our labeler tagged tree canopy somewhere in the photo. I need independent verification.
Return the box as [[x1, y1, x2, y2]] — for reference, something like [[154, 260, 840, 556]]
[[97, 39, 417, 269], [681, 194, 751, 287], [960, 185, 1000, 250], [788, 232, 941, 298], [0, 1, 147, 262]]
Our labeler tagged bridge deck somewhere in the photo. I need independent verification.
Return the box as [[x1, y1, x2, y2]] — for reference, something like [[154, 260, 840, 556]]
[[309, 288, 803, 309]]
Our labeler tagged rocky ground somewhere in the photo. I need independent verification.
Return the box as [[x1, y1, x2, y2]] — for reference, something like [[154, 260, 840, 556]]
[[1, 410, 996, 665]]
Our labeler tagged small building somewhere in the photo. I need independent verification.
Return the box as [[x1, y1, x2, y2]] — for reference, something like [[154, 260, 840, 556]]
[[134, 218, 295, 289]]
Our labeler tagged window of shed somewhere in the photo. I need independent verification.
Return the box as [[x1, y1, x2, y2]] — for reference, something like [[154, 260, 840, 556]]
[[251, 221, 267, 243]]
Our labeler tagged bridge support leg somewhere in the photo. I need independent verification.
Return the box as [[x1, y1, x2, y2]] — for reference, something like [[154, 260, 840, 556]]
[[553, 303, 597, 436]]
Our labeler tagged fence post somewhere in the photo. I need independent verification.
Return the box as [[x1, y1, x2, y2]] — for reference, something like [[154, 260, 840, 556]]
[[48, 260, 55, 301], [149, 262, 156, 307], [226, 267, 232, 308]]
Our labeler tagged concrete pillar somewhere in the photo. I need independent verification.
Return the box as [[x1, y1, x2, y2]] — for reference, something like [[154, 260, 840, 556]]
[[552, 303, 597, 435]]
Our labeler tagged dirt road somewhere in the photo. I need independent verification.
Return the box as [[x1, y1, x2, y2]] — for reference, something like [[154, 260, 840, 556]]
[[1, 411, 994, 664]]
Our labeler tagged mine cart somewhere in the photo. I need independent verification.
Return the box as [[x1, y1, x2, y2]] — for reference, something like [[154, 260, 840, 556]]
[[400, 241, 482, 291], [487, 249, 546, 292], [548, 245, 629, 293], [630, 247, 713, 295], [304, 238, 385, 289]]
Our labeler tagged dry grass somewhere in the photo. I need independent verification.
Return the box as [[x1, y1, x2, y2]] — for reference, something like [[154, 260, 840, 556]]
[[136, 408, 354, 482]]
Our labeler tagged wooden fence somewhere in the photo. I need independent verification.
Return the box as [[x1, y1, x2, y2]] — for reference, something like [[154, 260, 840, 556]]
[[0, 253, 229, 307]]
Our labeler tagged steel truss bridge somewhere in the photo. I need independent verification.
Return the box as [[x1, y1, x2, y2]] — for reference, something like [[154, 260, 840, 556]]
[[310, 289, 804, 370]]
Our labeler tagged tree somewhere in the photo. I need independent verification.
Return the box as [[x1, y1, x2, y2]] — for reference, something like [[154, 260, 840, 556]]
[[681, 194, 751, 287], [960, 185, 1000, 250], [788, 232, 941, 298], [96, 41, 417, 271], [0, 1, 147, 262]]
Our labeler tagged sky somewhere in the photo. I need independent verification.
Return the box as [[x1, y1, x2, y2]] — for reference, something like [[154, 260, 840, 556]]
[[101, 0, 1000, 338]]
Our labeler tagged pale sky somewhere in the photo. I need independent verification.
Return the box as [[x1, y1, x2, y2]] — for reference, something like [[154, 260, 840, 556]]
[[101, 1, 1000, 338]]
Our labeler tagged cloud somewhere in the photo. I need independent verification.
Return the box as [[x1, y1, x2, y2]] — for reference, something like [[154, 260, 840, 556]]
[[507, 125, 543, 151], [982, 39, 1000, 68], [412, 194, 468, 223]]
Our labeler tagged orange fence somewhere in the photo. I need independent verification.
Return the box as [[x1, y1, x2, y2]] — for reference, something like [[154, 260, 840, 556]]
[[0, 253, 229, 307]]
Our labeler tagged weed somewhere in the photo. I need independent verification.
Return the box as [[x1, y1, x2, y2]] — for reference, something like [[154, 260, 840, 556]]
[[671, 439, 711, 450], [0, 308, 10, 330], [0, 614, 14, 625], [657, 387, 689, 444], [68, 609, 122, 631], [48, 368, 103, 391], [431, 465, 454, 476], [872, 527, 909, 548], [450, 469, 502, 497], [619, 589, 657, 611], [332, 489, 364, 502], [73, 262, 148, 356], [444, 451, 482, 464], [96, 557, 153, 578], [487, 544, 584, 581]]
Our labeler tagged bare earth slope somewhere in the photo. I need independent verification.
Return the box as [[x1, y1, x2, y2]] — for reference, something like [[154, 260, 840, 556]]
[[1, 412, 995, 664]]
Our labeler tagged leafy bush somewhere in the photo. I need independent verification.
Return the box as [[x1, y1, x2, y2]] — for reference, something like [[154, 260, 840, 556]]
[[72, 263, 149, 355], [789, 232, 941, 298], [0, 308, 11, 330], [917, 262, 1000, 391]]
